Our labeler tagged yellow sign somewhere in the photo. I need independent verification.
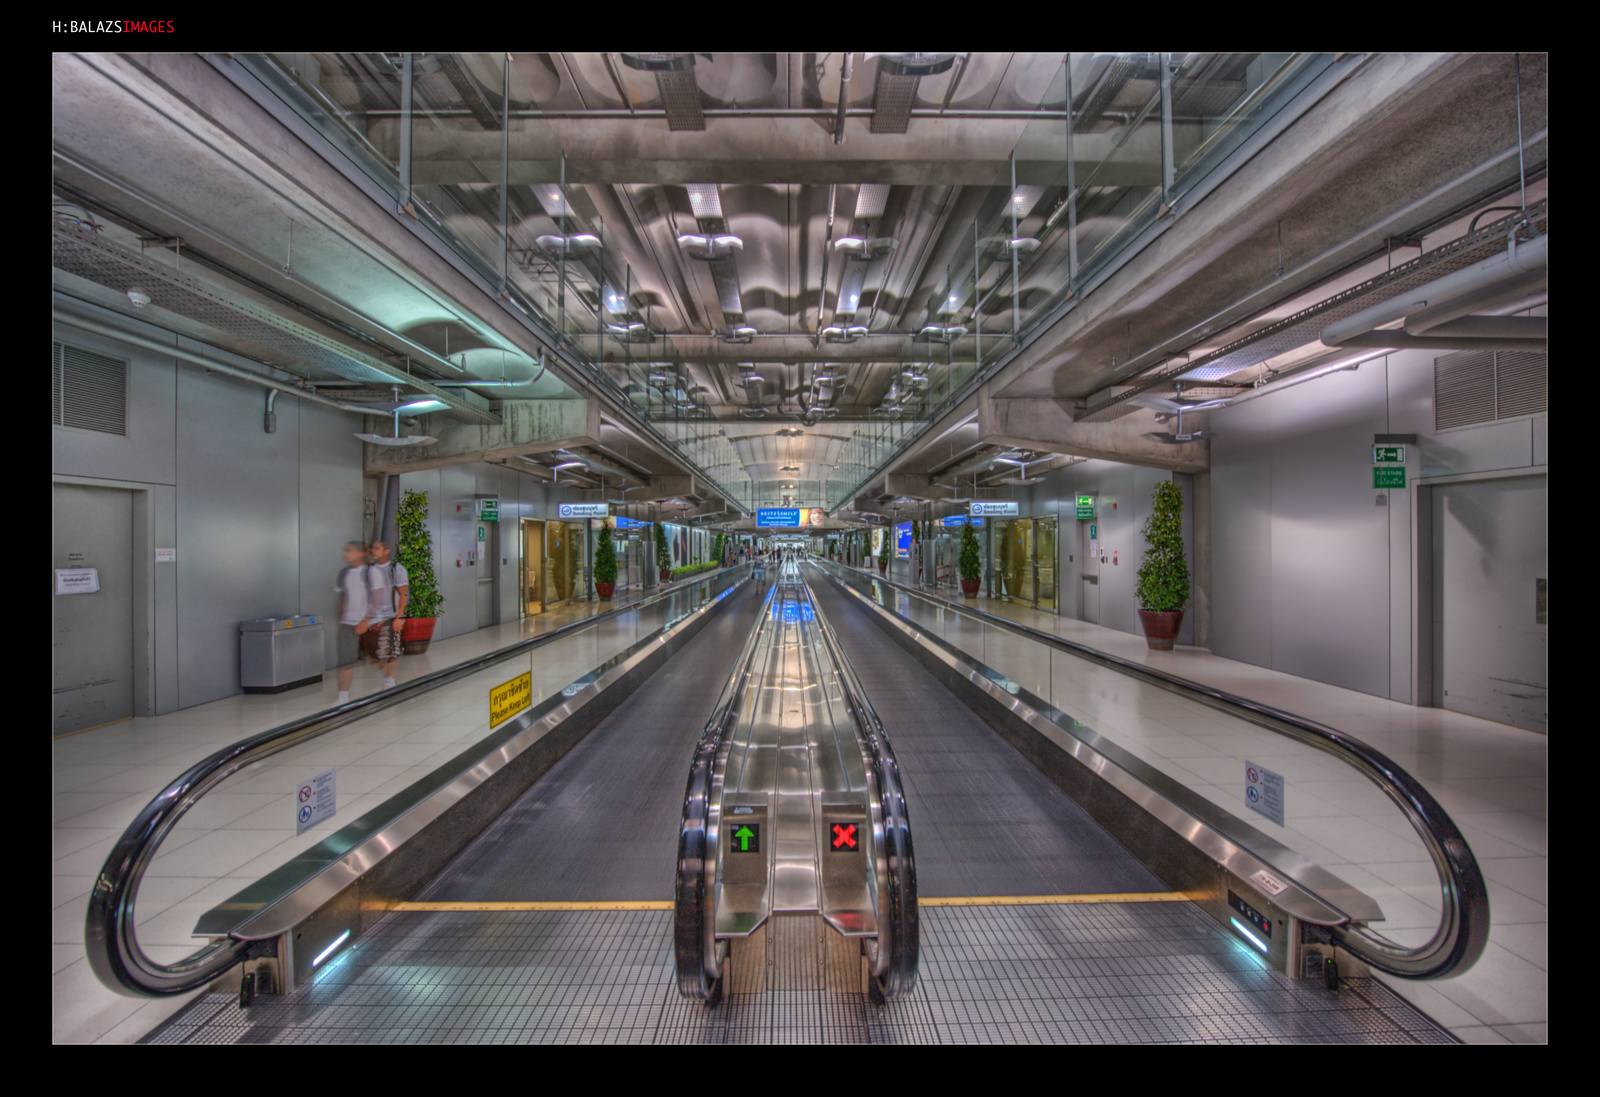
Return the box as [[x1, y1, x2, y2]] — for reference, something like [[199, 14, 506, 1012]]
[[490, 670, 533, 727]]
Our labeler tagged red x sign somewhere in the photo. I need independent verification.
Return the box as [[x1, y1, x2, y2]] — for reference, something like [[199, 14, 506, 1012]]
[[831, 823, 858, 850]]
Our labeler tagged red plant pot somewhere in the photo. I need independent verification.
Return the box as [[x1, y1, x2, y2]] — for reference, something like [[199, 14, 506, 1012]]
[[595, 581, 616, 600], [399, 616, 436, 655], [660, 568, 671, 582], [878, 561, 888, 574], [961, 578, 980, 597], [1137, 609, 1185, 650]]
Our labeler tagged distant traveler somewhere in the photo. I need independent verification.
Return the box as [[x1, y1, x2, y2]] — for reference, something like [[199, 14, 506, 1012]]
[[368, 539, 409, 690], [335, 541, 374, 703]]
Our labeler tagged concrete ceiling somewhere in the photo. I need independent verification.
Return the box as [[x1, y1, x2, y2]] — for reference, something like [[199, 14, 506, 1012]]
[[52, 51, 1547, 515]]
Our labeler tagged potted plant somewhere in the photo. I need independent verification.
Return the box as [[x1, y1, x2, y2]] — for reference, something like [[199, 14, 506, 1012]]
[[593, 523, 618, 599], [396, 489, 444, 653], [959, 520, 982, 597], [713, 531, 725, 566], [654, 521, 671, 582], [877, 528, 890, 575], [1135, 479, 1190, 650]]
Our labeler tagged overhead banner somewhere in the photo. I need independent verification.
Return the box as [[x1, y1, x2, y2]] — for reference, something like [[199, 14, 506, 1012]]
[[756, 508, 827, 527], [970, 501, 1019, 517]]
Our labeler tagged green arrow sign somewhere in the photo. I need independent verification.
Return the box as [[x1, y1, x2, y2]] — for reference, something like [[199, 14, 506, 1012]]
[[732, 824, 758, 852]]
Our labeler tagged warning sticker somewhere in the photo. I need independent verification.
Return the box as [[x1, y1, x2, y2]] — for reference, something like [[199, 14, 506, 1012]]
[[490, 670, 533, 727], [1250, 869, 1288, 897]]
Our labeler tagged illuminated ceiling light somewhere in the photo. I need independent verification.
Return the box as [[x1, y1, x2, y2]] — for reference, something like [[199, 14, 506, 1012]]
[[717, 326, 757, 343], [832, 236, 898, 262], [875, 53, 961, 77], [915, 324, 968, 344], [822, 325, 869, 343], [395, 398, 448, 413], [676, 233, 744, 260], [776, 427, 804, 437], [535, 233, 600, 254], [553, 461, 585, 470]]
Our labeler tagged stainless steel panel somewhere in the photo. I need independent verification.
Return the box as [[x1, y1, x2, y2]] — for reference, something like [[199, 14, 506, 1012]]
[[174, 370, 301, 707], [1210, 399, 1274, 669], [1435, 474, 1547, 732], [53, 483, 134, 734]]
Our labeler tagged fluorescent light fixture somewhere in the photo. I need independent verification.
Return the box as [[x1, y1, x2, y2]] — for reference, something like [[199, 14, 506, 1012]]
[[1230, 917, 1269, 954], [553, 461, 585, 470], [396, 399, 448, 413], [311, 929, 350, 968]]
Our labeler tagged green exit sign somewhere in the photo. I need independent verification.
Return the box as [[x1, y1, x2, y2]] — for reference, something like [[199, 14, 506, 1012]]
[[1373, 466, 1406, 489], [1373, 445, 1406, 463], [478, 499, 499, 522], [1076, 496, 1095, 519]]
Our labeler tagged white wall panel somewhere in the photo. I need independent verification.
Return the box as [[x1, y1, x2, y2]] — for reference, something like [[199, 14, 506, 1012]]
[[52, 320, 176, 486], [297, 398, 365, 671], [1211, 392, 1274, 669]]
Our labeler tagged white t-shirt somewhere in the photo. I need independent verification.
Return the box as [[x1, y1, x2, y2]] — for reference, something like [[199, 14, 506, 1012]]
[[376, 561, 409, 615], [336, 566, 375, 625]]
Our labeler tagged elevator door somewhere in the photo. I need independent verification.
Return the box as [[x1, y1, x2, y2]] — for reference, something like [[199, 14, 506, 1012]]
[[53, 484, 134, 736], [1078, 514, 1100, 625], [522, 519, 544, 616], [1434, 474, 1547, 732]]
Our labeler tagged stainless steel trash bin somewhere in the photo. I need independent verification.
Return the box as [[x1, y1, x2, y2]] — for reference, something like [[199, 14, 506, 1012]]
[[240, 615, 325, 693]]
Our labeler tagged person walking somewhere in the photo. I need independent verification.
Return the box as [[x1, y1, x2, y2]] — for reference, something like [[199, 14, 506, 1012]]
[[335, 541, 374, 703], [368, 539, 409, 690]]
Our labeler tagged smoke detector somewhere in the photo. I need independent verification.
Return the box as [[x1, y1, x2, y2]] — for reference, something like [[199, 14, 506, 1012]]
[[126, 289, 151, 308]]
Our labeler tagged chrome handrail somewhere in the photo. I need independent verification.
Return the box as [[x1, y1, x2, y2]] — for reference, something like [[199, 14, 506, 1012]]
[[800, 572, 918, 1000], [814, 561, 1489, 980], [86, 566, 750, 998], [674, 580, 777, 1003]]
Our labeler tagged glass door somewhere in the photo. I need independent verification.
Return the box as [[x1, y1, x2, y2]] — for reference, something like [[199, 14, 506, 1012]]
[[1034, 518, 1058, 612], [522, 519, 545, 616], [546, 520, 580, 607], [996, 518, 1035, 605]]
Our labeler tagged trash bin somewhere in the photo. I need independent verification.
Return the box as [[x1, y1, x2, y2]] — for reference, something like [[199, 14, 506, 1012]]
[[240, 615, 325, 693]]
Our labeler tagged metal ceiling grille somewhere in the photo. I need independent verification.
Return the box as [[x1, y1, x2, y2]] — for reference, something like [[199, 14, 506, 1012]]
[[870, 72, 919, 134], [54, 341, 127, 435], [1495, 350, 1547, 419], [1434, 348, 1545, 430], [656, 70, 705, 131]]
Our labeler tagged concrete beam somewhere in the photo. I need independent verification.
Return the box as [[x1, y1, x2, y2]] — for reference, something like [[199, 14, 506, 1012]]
[[979, 394, 1209, 474], [364, 398, 597, 475]]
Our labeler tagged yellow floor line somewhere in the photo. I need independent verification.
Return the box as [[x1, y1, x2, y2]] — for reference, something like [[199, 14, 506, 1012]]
[[393, 900, 674, 912], [921, 893, 1190, 907], [393, 894, 1190, 913]]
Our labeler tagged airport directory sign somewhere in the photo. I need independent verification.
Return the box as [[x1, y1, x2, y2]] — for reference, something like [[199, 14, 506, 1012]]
[[938, 514, 984, 528], [970, 501, 1020, 516]]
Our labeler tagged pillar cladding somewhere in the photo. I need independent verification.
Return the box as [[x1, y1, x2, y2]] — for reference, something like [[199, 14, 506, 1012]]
[[362, 398, 597, 475]]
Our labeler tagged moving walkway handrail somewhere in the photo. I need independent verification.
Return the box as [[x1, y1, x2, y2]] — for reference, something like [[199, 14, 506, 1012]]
[[87, 565, 750, 998], [813, 560, 1488, 980], [675, 580, 777, 1003], [801, 573, 919, 1000]]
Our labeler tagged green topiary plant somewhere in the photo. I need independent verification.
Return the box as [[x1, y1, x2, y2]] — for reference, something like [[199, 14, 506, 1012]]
[[959, 521, 982, 582], [654, 522, 671, 573], [877, 527, 890, 570], [396, 489, 444, 618], [1135, 480, 1190, 612], [713, 531, 725, 563], [593, 523, 618, 585]]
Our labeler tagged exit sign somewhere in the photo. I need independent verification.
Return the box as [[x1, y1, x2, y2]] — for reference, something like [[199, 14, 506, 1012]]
[[1372, 446, 1406, 463], [1076, 496, 1095, 519], [478, 498, 500, 522], [1373, 467, 1406, 489]]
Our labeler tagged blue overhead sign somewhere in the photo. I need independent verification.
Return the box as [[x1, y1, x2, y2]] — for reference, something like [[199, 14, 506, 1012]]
[[614, 516, 648, 528], [938, 515, 984, 528], [757, 508, 801, 527]]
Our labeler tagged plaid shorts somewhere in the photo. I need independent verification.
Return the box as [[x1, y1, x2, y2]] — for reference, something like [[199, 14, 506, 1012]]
[[370, 620, 400, 661]]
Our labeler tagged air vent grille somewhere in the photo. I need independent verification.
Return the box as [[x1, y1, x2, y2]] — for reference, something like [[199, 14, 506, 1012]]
[[1434, 348, 1547, 430], [54, 341, 127, 435]]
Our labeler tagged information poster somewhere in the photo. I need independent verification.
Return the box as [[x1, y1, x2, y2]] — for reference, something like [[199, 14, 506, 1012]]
[[895, 523, 913, 559]]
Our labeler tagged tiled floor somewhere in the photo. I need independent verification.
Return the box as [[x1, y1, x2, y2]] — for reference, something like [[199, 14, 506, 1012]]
[[52, 584, 711, 1044], [144, 903, 1454, 1044], [826, 563, 1546, 1044]]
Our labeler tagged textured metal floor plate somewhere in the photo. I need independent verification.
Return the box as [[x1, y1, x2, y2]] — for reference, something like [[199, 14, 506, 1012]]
[[144, 902, 1455, 1044]]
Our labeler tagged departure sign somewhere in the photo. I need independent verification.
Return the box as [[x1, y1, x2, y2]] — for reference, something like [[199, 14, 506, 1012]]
[[730, 823, 760, 852], [830, 823, 859, 851]]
